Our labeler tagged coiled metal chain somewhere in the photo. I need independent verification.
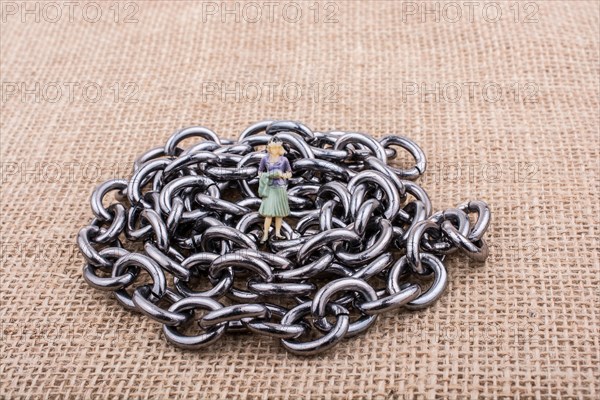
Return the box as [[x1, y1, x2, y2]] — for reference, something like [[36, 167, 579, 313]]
[[77, 120, 491, 355]]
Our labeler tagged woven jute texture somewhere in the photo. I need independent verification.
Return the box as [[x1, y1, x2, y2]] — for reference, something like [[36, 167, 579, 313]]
[[1, 1, 598, 398]]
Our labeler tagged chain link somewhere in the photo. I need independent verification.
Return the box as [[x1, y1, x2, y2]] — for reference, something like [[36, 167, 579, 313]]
[[76, 120, 491, 355]]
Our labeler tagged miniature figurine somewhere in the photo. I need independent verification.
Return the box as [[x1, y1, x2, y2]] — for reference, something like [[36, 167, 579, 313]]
[[258, 137, 292, 243]]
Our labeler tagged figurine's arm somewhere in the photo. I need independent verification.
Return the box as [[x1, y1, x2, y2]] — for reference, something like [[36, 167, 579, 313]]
[[258, 156, 267, 176], [259, 158, 281, 179], [281, 157, 292, 179]]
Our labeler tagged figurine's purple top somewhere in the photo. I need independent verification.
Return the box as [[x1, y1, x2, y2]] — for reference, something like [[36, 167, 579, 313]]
[[258, 155, 291, 187]]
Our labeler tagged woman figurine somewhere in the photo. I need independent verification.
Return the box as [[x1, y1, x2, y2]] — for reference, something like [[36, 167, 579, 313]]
[[258, 137, 292, 243]]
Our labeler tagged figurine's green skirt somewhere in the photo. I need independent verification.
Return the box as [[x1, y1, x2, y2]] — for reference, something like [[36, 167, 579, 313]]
[[259, 187, 290, 217]]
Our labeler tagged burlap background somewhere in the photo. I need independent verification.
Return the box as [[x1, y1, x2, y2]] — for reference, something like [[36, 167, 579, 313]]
[[1, 0, 598, 398]]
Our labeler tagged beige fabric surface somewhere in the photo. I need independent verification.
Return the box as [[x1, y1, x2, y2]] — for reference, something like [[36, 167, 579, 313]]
[[1, 1, 599, 398]]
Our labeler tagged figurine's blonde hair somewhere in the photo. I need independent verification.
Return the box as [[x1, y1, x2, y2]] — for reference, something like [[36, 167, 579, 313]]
[[267, 142, 286, 156]]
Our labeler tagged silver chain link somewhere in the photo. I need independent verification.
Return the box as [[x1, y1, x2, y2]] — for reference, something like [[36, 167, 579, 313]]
[[76, 120, 491, 355]]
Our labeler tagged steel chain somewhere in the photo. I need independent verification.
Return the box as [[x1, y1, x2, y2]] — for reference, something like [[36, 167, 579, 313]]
[[77, 120, 491, 355]]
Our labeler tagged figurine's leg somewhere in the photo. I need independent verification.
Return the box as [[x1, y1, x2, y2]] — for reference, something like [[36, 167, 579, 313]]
[[261, 217, 272, 242], [274, 217, 283, 238]]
